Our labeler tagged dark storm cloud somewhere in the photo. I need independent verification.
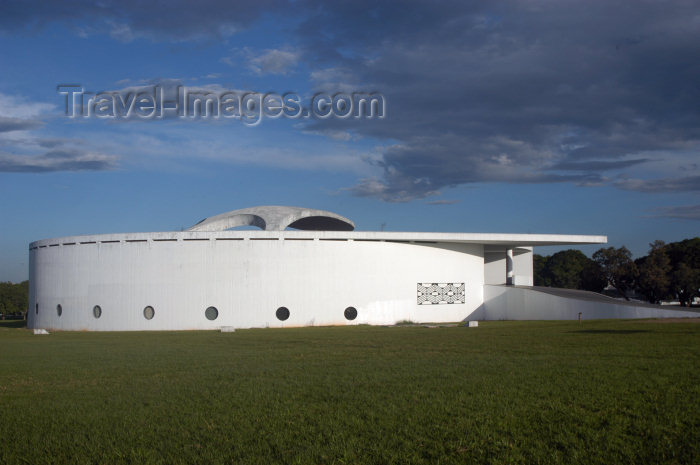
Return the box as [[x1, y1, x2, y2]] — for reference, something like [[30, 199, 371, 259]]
[[294, 1, 700, 200], [547, 159, 650, 172], [615, 176, 700, 193], [5, 1, 700, 200], [0, 149, 117, 172], [0, 116, 42, 132], [36, 138, 80, 148], [0, 0, 284, 41], [426, 199, 461, 205], [651, 204, 700, 221]]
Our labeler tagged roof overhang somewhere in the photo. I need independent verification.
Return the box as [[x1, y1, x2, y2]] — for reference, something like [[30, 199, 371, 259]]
[[30, 230, 607, 248]]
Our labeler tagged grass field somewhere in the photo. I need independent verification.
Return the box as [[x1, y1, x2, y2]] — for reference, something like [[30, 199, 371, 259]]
[[1, 319, 698, 464]]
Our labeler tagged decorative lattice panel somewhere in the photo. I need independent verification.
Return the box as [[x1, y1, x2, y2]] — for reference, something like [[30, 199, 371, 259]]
[[417, 283, 465, 305]]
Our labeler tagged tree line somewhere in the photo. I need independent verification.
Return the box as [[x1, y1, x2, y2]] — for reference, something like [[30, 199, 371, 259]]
[[534, 238, 700, 306], [0, 281, 28, 317]]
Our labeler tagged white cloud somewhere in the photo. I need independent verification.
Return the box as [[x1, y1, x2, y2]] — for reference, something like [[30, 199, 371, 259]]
[[0, 150, 117, 172], [108, 22, 136, 42], [250, 48, 300, 75], [310, 67, 361, 93], [230, 47, 301, 75], [650, 204, 700, 220], [0, 93, 54, 119]]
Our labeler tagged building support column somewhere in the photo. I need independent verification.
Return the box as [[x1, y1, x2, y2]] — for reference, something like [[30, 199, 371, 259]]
[[506, 248, 514, 285]]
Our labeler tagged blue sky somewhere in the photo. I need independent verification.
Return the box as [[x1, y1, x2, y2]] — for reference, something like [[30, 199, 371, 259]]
[[1, 0, 699, 282]]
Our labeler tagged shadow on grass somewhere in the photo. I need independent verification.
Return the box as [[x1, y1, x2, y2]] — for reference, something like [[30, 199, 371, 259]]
[[567, 329, 650, 334], [0, 320, 27, 329]]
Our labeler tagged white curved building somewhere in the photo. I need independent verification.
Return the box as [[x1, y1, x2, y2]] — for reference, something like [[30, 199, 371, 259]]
[[27, 206, 698, 331]]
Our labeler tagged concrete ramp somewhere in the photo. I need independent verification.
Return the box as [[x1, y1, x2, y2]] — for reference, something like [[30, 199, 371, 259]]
[[483, 285, 700, 320]]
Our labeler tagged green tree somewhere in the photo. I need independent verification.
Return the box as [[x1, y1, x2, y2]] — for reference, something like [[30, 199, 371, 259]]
[[671, 263, 700, 307], [0, 282, 11, 314], [664, 238, 700, 306], [546, 250, 590, 289], [592, 246, 638, 300], [0, 281, 28, 316], [533, 249, 606, 292], [580, 260, 607, 293], [533, 254, 550, 286], [636, 240, 671, 304]]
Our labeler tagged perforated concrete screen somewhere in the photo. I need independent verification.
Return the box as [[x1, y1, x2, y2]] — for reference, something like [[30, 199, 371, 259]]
[[417, 283, 465, 305]]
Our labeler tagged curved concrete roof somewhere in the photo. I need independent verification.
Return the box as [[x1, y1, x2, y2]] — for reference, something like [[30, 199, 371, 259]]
[[187, 206, 356, 232]]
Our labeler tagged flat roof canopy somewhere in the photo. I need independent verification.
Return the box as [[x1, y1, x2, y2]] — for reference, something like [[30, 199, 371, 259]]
[[265, 230, 608, 247], [32, 204, 607, 248], [30, 230, 606, 248]]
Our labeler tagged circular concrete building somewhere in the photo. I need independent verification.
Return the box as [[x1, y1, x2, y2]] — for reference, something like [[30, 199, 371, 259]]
[[33, 205, 691, 332]]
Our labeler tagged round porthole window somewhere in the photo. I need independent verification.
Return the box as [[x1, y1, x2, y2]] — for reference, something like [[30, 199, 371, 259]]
[[276, 306, 290, 321], [143, 306, 155, 320], [93, 305, 102, 319], [205, 306, 219, 321], [56, 304, 63, 317], [344, 306, 358, 321], [35, 303, 39, 315]]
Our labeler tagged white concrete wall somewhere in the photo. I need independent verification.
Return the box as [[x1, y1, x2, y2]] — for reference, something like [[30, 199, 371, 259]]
[[28, 232, 485, 330], [483, 252, 504, 285], [482, 285, 700, 320], [513, 248, 533, 286], [483, 247, 533, 286]]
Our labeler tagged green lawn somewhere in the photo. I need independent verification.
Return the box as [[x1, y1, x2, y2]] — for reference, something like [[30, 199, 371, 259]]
[[1, 320, 698, 464]]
